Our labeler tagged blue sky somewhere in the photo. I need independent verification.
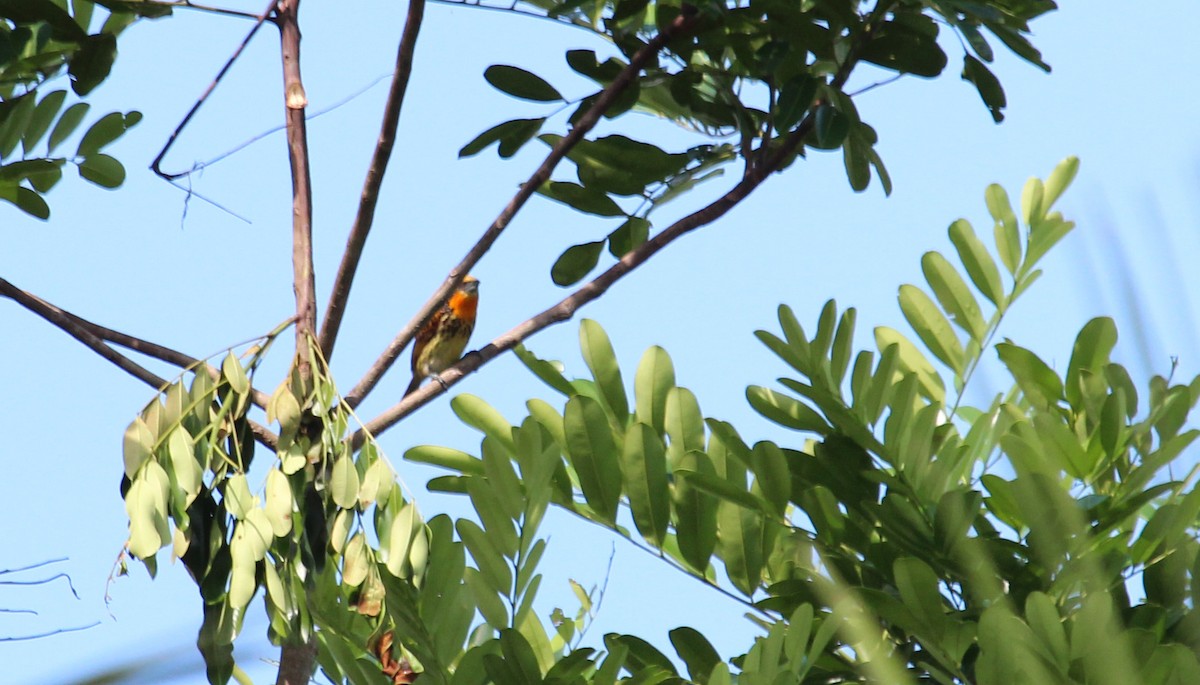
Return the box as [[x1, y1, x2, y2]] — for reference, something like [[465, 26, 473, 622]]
[[3, 1, 1200, 683]]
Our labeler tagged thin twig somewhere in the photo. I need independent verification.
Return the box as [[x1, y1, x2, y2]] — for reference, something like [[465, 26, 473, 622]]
[[172, 72, 394, 184], [0, 278, 279, 450], [343, 9, 700, 408], [0, 622, 101, 642], [318, 0, 427, 360], [428, 0, 600, 34], [350, 2, 895, 442], [0, 558, 67, 575], [151, 0, 280, 180], [156, 0, 263, 20]]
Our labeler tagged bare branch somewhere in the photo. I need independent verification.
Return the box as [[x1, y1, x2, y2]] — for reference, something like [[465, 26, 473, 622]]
[[350, 126, 812, 445], [0, 278, 272, 408], [348, 1, 901, 443], [318, 0, 427, 359], [275, 0, 317, 384], [0, 277, 279, 450], [343, 9, 700, 408], [151, 0, 280, 180]]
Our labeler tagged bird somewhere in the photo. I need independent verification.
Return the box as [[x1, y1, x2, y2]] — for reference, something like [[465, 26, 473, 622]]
[[404, 275, 480, 397]]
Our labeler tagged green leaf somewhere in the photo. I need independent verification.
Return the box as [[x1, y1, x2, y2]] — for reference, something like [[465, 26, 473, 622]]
[[405, 445, 485, 476], [750, 441, 789, 515], [543, 134, 688, 197], [386, 503, 426, 580], [812, 102, 849, 150], [48, 102, 90, 154], [634, 346, 675, 434], [1024, 591, 1068, 672], [664, 387, 705, 467], [264, 468, 293, 537], [512, 344, 576, 397], [68, 33, 117, 95], [457, 518, 512, 597], [23, 90, 67, 153], [898, 284, 965, 373], [717, 497, 764, 596], [459, 118, 546, 158], [580, 319, 629, 419], [874, 327, 944, 403], [621, 423, 670, 548], [774, 75, 818, 131], [330, 454, 360, 509], [4, 186, 50, 220], [746, 386, 828, 434], [1065, 317, 1117, 409], [167, 426, 201, 504], [962, 55, 1006, 123], [1042, 156, 1080, 212], [221, 351, 249, 395], [861, 17, 948, 77], [78, 153, 125, 188], [0, 94, 37, 159], [985, 184, 1020, 275], [894, 557, 948, 640], [123, 416, 154, 478], [225, 474, 254, 520], [672, 450, 718, 573], [996, 342, 1063, 409], [537, 181, 625, 217], [551, 241, 604, 286], [669, 627, 721, 683], [485, 64, 563, 102], [451, 394, 516, 455], [921, 251, 987, 342], [563, 395, 622, 523], [76, 110, 136, 156], [608, 216, 650, 257], [948, 219, 1005, 306]]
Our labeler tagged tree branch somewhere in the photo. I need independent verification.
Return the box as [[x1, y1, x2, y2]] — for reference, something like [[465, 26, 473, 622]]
[[343, 9, 699, 408], [276, 0, 317, 385], [350, 123, 814, 447], [0, 277, 279, 450], [151, 0, 280, 180], [348, 0, 901, 444], [317, 0, 427, 360]]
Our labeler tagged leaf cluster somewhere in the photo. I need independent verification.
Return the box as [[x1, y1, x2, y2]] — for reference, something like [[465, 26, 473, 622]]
[[1, 0, 158, 218], [461, 0, 1056, 286], [413, 158, 1200, 684]]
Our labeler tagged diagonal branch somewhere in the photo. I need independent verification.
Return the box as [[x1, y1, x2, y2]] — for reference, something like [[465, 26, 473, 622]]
[[317, 0, 427, 360], [348, 1, 895, 444], [349, 118, 816, 447], [343, 9, 700, 408], [151, 0, 281, 180], [0, 277, 278, 450]]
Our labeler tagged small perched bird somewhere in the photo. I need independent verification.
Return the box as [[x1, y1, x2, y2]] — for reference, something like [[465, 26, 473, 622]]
[[404, 275, 480, 397]]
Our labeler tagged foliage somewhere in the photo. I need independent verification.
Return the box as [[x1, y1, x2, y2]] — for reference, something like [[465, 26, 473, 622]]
[[95, 1, 1118, 683], [461, 0, 1056, 285], [408, 157, 1200, 684], [0, 0, 161, 218]]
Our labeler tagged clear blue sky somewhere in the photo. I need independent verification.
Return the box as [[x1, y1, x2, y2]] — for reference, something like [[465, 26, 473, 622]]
[[3, 1, 1199, 683]]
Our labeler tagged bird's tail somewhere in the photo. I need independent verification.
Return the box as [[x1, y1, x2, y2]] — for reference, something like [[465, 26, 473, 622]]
[[403, 374, 422, 398]]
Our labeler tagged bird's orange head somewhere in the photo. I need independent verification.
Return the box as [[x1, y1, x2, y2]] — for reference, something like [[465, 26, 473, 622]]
[[448, 275, 479, 321]]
